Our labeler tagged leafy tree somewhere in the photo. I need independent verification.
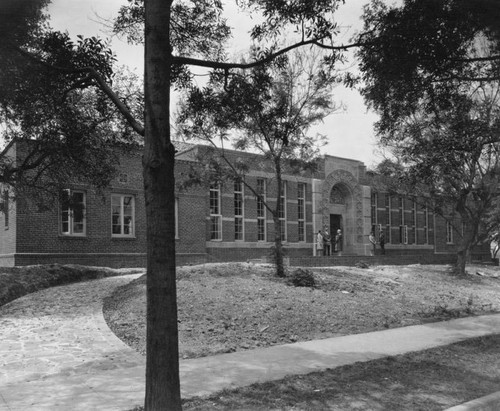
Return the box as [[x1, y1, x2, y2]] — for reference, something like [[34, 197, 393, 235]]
[[177, 47, 340, 277], [4, 0, 367, 409], [358, 0, 499, 136], [0, 2, 143, 209], [357, 0, 500, 275], [370, 85, 500, 275]]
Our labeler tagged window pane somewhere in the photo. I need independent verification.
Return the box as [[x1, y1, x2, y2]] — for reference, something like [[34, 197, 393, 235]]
[[235, 217, 243, 240], [61, 190, 86, 235], [258, 219, 265, 241], [298, 221, 305, 242], [210, 216, 221, 240], [112, 212, 121, 234], [123, 216, 133, 235]]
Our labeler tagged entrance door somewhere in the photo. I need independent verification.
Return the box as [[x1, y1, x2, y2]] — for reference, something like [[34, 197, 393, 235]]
[[330, 214, 342, 251]]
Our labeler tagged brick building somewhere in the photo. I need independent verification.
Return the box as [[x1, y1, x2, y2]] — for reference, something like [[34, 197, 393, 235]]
[[0, 140, 470, 267]]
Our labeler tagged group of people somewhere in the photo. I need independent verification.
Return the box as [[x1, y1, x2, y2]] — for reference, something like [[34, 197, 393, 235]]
[[369, 230, 385, 255], [316, 228, 343, 256], [317, 227, 388, 256]]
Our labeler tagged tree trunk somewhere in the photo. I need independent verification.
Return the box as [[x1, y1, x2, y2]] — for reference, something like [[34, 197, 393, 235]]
[[455, 249, 467, 276], [144, 1, 181, 410], [273, 212, 286, 277]]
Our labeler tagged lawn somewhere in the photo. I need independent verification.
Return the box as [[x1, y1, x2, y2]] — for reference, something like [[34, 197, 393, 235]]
[[179, 333, 500, 410], [106, 262, 500, 411], [2, 262, 499, 410], [104, 262, 500, 359]]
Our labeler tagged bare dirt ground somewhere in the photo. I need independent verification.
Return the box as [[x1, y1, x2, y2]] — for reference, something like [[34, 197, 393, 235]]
[[103, 262, 500, 359]]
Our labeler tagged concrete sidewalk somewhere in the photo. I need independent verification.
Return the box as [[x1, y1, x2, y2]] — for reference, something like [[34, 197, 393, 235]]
[[1, 276, 500, 410]]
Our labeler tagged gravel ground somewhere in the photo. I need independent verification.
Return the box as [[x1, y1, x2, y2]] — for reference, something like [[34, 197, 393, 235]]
[[103, 262, 500, 359]]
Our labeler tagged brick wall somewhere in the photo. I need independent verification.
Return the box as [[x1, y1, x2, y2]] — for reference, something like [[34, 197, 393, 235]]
[[16, 149, 147, 256]]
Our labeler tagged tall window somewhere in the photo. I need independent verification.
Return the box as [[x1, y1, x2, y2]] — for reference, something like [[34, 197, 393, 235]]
[[297, 183, 305, 242], [424, 204, 429, 244], [279, 181, 287, 241], [234, 179, 244, 240], [111, 194, 135, 237], [446, 220, 454, 244], [386, 194, 392, 244], [256, 178, 266, 241], [61, 189, 86, 236], [209, 184, 222, 240], [398, 196, 404, 244], [2, 188, 9, 229], [412, 200, 417, 244], [371, 192, 378, 226]]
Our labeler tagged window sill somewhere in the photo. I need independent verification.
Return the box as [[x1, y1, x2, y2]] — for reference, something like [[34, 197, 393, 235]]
[[111, 236, 136, 240], [59, 235, 88, 239]]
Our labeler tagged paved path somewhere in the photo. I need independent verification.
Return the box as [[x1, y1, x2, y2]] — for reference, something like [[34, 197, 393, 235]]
[[2, 275, 500, 410]]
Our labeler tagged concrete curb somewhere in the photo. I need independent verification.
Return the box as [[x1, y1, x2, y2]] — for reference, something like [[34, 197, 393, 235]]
[[445, 391, 500, 411]]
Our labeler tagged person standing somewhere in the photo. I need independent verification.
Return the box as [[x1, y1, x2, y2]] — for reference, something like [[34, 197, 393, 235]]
[[316, 230, 324, 256], [379, 230, 386, 255], [335, 229, 343, 253], [323, 228, 331, 256], [369, 231, 376, 255]]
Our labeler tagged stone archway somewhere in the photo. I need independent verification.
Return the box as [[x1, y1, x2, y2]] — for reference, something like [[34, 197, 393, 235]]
[[321, 170, 364, 253]]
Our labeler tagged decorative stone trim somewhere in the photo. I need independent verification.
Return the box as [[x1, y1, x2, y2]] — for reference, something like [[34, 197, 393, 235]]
[[321, 169, 364, 242]]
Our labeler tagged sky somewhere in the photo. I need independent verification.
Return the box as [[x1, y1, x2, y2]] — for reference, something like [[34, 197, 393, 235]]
[[48, 0, 382, 168]]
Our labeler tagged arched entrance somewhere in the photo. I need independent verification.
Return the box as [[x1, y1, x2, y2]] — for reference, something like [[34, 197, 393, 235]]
[[320, 170, 364, 254], [329, 183, 349, 252]]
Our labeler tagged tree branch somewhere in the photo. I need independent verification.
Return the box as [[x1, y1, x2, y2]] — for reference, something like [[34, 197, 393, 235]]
[[172, 38, 367, 70], [13, 45, 145, 136]]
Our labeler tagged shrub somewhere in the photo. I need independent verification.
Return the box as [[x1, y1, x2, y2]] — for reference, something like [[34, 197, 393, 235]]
[[287, 268, 316, 288], [355, 261, 370, 269]]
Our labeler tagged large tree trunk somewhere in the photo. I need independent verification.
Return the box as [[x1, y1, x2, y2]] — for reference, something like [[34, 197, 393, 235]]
[[144, 1, 181, 410], [455, 248, 468, 276], [273, 212, 286, 277]]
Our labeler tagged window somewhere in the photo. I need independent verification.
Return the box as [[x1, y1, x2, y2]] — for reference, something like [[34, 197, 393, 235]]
[[256, 178, 266, 241], [2, 188, 9, 229], [111, 194, 135, 237], [371, 192, 378, 226], [210, 184, 222, 240], [279, 181, 287, 241], [399, 196, 404, 243], [386, 194, 392, 244], [424, 204, 429, 244], [61, 189, 86, 236], [446, 221, 454, 244], [234, 179, 244, 241], [412, 200, 417, 244], [399, 225, 408, 244], [297, 183, 306, 242]]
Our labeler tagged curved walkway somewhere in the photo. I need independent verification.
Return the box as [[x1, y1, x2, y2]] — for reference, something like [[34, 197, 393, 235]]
[[0, 274, 145, 411], [2, 275, 500, 410]]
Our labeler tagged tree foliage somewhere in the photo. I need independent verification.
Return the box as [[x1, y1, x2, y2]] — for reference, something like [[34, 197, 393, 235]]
[[358, 0, 500, 136], [357, 0, 500, 275], [0, 2, 144, 206]]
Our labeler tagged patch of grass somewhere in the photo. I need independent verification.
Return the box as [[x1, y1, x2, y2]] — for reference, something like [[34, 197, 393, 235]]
[[0, 264, 141, 307], [176, 334, 500, 411]]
